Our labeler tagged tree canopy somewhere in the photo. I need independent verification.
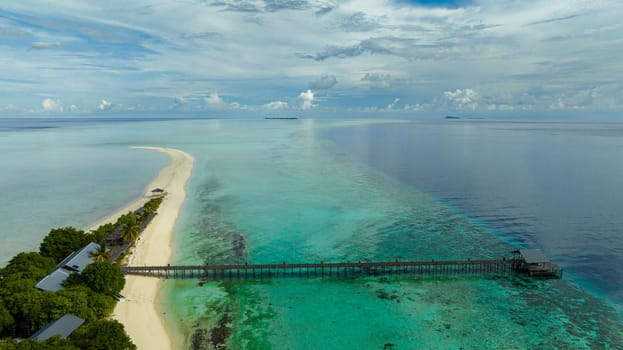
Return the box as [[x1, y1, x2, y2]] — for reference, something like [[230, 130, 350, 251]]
[[143, 197, 163, 215], [70, 320, 136, 350], [89, 223, 115, 244], [79, 262, 125, 296], [89, 245, 110, 263], [39, 228, 92, 264], [0, 253, 55, 281]]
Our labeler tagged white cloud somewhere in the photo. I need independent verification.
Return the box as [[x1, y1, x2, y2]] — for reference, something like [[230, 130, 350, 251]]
[[308, 75, 338, 90], [443, 88, 479, 110], [361, 73, 392, 89], [31, 41, 62, 50], [69, 104, 79, 112], [1, 1, 622, 115], [99, 99, 113, 110], [387, 98, 400, 109], [41, 98, 60, 111], [264, 101, 289, 110], [206, 92, 225, 106], [298, 90, 315, 110]]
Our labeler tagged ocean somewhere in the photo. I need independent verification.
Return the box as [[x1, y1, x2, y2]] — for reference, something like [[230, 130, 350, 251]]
[[0, 117, 621, 349]]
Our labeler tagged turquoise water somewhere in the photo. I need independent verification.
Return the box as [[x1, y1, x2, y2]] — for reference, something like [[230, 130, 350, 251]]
[[162, 119, 623, 349], [1, 118, 622, 348]]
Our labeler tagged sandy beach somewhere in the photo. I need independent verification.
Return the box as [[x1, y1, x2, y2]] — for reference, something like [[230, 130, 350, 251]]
[[107, 146, 194, 350]]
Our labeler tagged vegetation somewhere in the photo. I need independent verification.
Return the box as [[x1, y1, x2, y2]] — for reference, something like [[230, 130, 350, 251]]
[[1, 253, 55, 281], [89, 245, 110, 263], [39, 228, 91, 264], [89, 223, 115, 244], [0, 336, 78, 349], [70, 320, 136, 350], [75, 263, 125, 296], [116, 212, 140, 243], [0, 196, 165, 348], [142, 197, 163, 216]]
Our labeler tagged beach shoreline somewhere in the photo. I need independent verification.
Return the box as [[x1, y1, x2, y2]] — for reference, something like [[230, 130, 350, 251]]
[[104, 146, 194, 350]]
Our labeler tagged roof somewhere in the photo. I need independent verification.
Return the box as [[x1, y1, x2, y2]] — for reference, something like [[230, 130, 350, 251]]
[[106, 226, 124, 242], [59, 242, 100, 273], [35, 242, 100, 291], [519, 249, 549, 264], [30, 314, 84, 341], [34, 268, 73, 292]]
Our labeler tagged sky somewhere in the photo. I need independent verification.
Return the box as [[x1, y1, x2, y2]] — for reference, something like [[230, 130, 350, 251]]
[[0, 0, 622, 117]]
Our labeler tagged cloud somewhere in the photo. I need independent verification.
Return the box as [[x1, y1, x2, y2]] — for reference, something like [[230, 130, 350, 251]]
[[298, 89, 314, 110], [264, 101, 289, 110], [315, 6, 334, 17], [387, 98, 400, 109], [42, 98, 60, 111], [341, 12, 380, 32], [361, 73, 392, 89], [308, 75, 338, 90], [31, 41, 62, 50], [443, 88, 479, 110], [299, 37, 422, 61], [1, 1, 621, 116], [206, 92, 225, 106], [98, 99, 113, 110], [179, 32, 221, 40], [264, 0, 310, 12]]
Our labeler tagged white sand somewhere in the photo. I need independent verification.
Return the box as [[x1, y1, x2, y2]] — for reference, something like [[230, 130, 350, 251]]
[[108, 146, 194, 350]]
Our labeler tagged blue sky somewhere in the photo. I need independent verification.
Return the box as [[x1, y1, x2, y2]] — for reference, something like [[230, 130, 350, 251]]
[[0, 0, 621, 117]]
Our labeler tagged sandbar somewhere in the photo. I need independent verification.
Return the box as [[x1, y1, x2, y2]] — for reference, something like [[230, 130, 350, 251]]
[[108, 146, 194, 350]]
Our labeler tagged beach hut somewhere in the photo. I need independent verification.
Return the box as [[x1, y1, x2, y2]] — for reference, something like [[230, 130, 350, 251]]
[[151, 188, 165, 196]]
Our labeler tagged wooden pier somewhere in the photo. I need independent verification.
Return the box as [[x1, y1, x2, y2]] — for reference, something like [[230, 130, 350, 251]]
[[121, 250, 562, 281]]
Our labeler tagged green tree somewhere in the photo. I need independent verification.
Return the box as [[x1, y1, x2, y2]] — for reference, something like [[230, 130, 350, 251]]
[[89, 245, 110, 263], [119, 223, 140, 242], [0, 337, 79, 350], [39, 228, 91, 263], [143, 197, 163, 215], [3, 288, 46, 334], [89, 223, 115, 244], [69, 320, 136, 350], [0, 301, 14, 334], [116, 212, 140, 242], [115, 212, 136, 227], [79, 262, 125, 296], [0, 252, 55, 281]]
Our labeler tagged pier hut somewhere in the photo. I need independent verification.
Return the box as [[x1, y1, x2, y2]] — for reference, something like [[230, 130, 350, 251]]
[[513, 249, 563, 278]]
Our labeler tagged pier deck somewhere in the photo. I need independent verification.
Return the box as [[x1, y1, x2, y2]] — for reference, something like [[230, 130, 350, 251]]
[[121, 257, 562, 280]]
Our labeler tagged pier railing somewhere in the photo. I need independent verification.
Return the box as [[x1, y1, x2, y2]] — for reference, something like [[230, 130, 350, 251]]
[[121, 259, 534, 280]]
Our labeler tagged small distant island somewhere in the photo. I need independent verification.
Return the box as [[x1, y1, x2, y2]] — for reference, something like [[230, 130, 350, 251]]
[[265, 117, 299, 120], [445, 115, 461, 120]]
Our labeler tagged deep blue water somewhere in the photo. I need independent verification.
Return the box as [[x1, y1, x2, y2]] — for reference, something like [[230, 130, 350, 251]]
[[321, 120, 623, 308]]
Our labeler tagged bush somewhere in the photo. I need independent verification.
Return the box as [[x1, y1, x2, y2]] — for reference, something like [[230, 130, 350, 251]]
[[89, 223, 116, 244], [0, 253, 55, 282], [70, 320, 136, 350], [79, 263, 125, 296], [39, 228, 91, 264]]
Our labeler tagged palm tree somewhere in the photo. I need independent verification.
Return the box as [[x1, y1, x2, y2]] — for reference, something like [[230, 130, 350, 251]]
[[120, 223, 140, 242], [90, 244, 110, 262]]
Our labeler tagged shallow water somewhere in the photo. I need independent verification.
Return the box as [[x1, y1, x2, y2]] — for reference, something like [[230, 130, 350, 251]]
[[0, 118, 168, 264], [1, 117, 621, 348], [164, 119, 623, 349]]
